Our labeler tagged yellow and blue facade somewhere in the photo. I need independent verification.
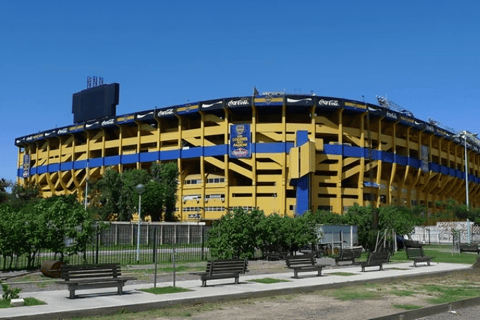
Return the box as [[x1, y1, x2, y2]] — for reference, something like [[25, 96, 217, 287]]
[[15, 93, 480, 221]]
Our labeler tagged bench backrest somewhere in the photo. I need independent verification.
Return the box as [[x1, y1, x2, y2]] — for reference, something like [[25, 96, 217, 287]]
[[339, 248, 363, 259], [60, 264, 121, 281], [460, 244, 479, 249], [368, 251, 389, 264], [406, 247, 424, 258], [206, 259, 248, 276], [286, 254, 316, 268]]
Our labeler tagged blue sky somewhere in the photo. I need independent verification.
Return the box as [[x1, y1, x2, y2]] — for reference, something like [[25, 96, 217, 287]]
[[1, 1, 479, 183]]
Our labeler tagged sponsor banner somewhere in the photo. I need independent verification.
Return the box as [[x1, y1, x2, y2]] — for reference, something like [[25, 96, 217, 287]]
[[200, 99, 223, 111], [56, 126, 70, 135], [367, 105, 388, 118], [156, 107, 175, 118], [319, 97, 345, 109], [15, 137, 25, 145], [226, 97, 251, 108], [229, 124, 251, 158], [84, 120, 100, 130], [135, 110, 155, 121], [254, 95, 283, 107], [68, 124, 85, 133], [285, 96, 314, 107], [424, 122, 436, 134], [100, 117, 117, 128], [116, 114, 135, 124], [23, 154, 30, 178], [435, 128, 450, 138], [24, 132, 45, 143], [176, 104, 199, 115], [43, 129, 57, 138]]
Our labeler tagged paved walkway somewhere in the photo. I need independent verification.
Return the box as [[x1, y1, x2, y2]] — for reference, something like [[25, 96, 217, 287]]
[[0, 262, 473, 320]]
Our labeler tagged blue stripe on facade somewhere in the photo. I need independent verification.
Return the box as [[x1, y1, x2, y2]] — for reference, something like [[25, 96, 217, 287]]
[[140, 152, 158, 162], [383, 152, 394, 163], [204, 145, 227, 157], [121, 154, 139, 164], [105, 155, 120, 166], [61, 162, 73, 171], [48, 163, 60, 173], [74, 160, 87, 170], [89, 158, 103, 168], [344, 146, 363, 157], [161, 149, 180, 161], [255, 142, 286, 153], [431, 163, 441, 173], [18, 143, 480, 185], [181, 147, 202, 159], [324, 144, 342, 155], [395, 154, 408, 166]]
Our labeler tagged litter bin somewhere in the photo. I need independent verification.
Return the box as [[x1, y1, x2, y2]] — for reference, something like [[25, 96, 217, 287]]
[[40, 260, 65, 278]]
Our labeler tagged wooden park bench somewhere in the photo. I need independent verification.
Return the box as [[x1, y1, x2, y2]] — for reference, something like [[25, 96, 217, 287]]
[[335, 247, 363, 265], [359, 251, 389, 272], [460, 243, 480, 254], [57, 263, 137, 299], [406, 247, 434, 267], [285, 253, 326, 278], [404, 240, 423, 248], [191, 258, 248, 287], [266, 251, 288, 261]]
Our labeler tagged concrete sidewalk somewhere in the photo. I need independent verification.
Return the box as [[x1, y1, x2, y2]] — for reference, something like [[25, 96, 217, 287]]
[[0, 262, 472, 320]]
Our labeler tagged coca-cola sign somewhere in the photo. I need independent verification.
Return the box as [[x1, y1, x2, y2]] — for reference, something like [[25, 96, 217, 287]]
[[157, 108, 174, 117], [227, 98, 249, 107], [385, 111, 398, 120], [318, 99, 340, 107], [101, 119, 115, 126]]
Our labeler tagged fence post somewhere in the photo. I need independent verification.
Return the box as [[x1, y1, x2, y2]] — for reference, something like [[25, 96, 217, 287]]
[[96, 232, 100, 264], [201, 226, 205, 260], [160, 224, 163, 245], [153, 227, 157, 263], [131, 223, 134, 246]]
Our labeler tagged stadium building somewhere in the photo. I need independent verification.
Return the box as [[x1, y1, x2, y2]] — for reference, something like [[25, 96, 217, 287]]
[[15, 84, 480, 222]]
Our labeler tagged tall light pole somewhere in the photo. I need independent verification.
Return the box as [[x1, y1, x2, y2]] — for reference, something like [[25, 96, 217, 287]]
[[463, 132, 469, 208], [136, 184, 145, 263]]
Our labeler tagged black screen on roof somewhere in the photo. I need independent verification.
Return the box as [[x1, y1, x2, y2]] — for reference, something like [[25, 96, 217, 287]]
[[72, 83, 119, 123]]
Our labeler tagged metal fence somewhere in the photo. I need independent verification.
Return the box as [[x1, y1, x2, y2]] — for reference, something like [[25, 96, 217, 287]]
[[1, 222, 213, 271]]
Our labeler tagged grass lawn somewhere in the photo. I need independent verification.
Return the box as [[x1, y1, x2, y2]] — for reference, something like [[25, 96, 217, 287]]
[[248, 278, 291, 284], [0, 297, 45, 308], [139, 286, 191, 294]]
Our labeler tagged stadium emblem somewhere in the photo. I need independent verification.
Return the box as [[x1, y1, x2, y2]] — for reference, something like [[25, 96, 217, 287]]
[[319, 99, 340, 106], [236, 125, 245, 135]]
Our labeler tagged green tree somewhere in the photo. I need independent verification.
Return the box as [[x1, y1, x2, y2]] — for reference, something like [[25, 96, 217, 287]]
[[150, 162, 179, 221], [207, 208, 265, 259], [0, 178, 12, 203]]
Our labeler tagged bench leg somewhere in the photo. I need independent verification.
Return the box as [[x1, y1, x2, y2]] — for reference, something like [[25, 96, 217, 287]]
[[202, 280, 206, 287], [118, 284, 123, 295], [234, 276, 239, 284], [317, 269, 322, 276], [427, 260, 431, 266], [294, 270, 299, 279], [69, 290, 75, 299]]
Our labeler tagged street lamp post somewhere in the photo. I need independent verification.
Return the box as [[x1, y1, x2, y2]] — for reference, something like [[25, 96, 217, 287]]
[[463, 133, 470, 208], [136, 184, 145, 263]]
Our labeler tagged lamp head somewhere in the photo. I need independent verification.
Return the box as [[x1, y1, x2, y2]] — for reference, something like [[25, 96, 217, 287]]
[[136, 184, 145, 195]]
